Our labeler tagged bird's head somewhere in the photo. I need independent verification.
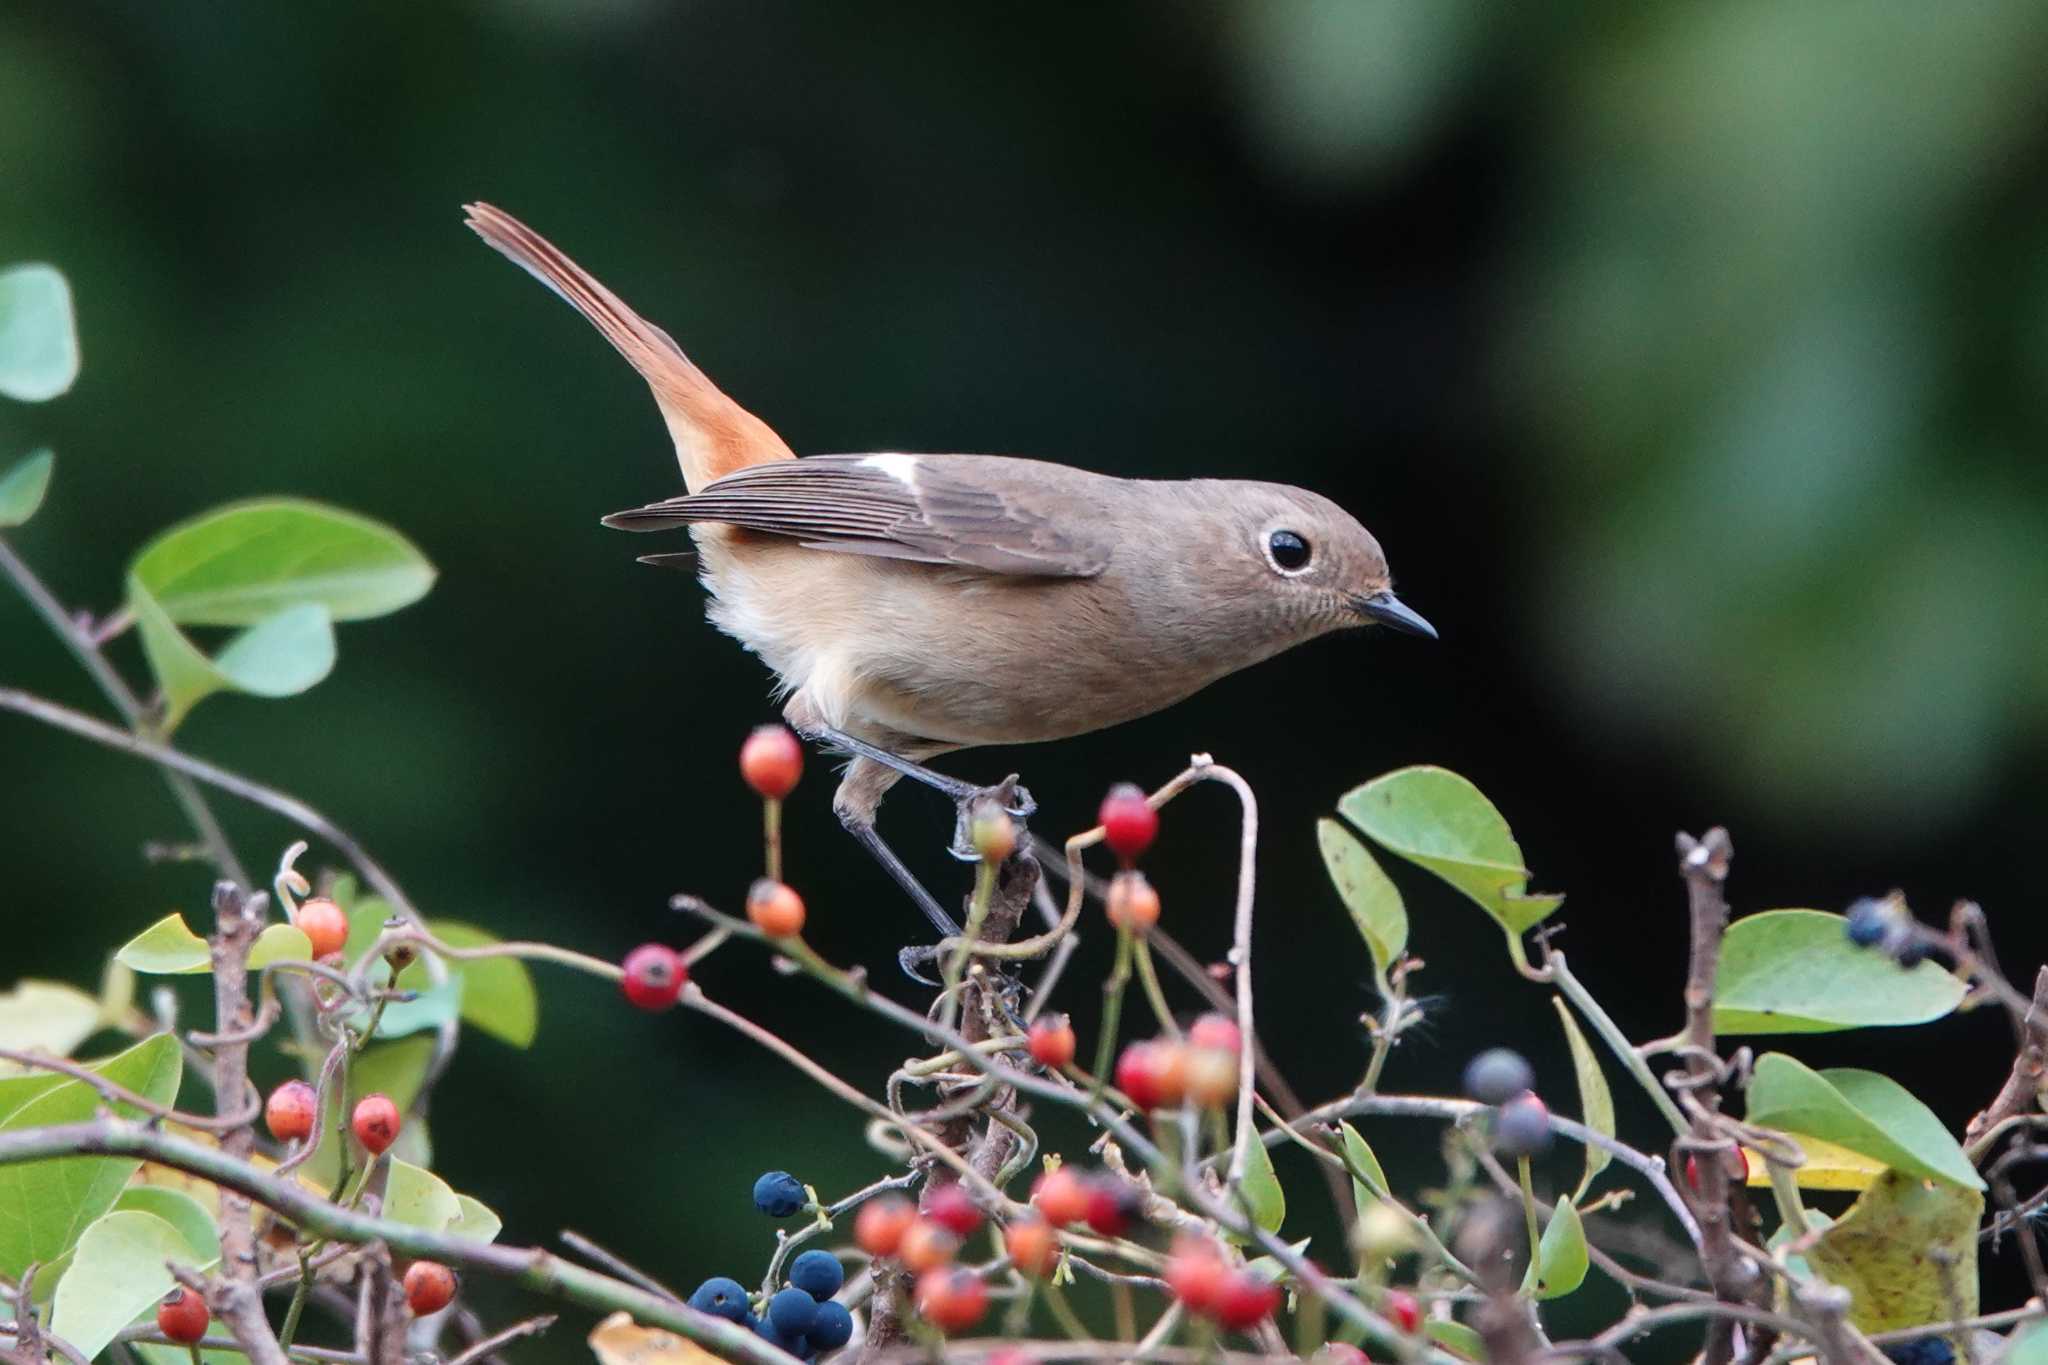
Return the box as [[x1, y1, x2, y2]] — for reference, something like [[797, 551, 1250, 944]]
[[1206, 483, 1436, 642]]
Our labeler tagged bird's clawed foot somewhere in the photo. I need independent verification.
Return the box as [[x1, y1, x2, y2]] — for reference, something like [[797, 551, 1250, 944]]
[[947, 774, 1036, 862]]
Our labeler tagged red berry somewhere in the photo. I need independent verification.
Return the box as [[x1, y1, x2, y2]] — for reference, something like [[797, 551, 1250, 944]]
[[1005, 1217, 1059, 1278], [854, 1195, 917, 1258], [740, 725, 804, 800], [897, 1219, 958, 1274], [914, 1268, 988, 1333], [747, 879, 807, 938], [620, 943, 686, 1011], [1214, 1271, 1282, 1331], [156, 1287, 208, 1343], [1084, 1179, 1144, 1237], [1106, 871, 1161, 932], [403, 1259, 456, 1314], [1098, 783, 1158, 862], [294, 897, 349, 959], [1188, 1012, 1242, 1054], [1686, 1146, 1751, 1191], [351, 1093, 400, 1155], [1384, 1288, 1421, 1334], [923, 1184, 983, 1238], [1115, 1040, 1188, 1110], [264, 1079, 318, 1143], [1032, 1167, 1093, 1227], [1164, 1237, 1228, 1314], [1027, 1013, 1077, 1069]]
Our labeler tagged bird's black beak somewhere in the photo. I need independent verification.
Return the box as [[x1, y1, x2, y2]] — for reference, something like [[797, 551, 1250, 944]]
[[1355, 590, 1437, 639]]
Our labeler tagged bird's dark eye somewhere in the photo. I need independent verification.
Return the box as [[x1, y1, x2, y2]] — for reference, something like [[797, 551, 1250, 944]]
[[1267, 529, 1311, 572]]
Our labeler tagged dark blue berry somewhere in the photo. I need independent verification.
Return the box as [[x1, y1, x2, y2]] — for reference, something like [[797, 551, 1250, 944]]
[[1881, 1340, 1954, 1365], [808, 1300, 854, 1350], [1895, 939, 1930, 969], [688, 1276, 752, 1323], [754, 1170, 807, 1218], [1844, 899, 1888, 947], [789, 1248, 845, 1300], [1494, 1093, 1553, 1157], [1463, 1048, 1534, 1106], [768, 1286, 820, 1338]]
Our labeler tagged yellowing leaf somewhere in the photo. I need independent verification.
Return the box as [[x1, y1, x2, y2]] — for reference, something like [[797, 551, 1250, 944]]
[[1806, 1169, 1981, 1332], [589, 1311, 728, 1365], [1742, 1133, 1887, 1192]]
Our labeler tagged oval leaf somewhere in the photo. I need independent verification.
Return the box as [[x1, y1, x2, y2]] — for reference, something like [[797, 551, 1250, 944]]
[[1520, 1196, 1588, 1300], [1746, 1054, 1982, 1191], [130, 582, 336, 731], [0, 264, 79, 402], [50, 1210, 219, 1357], [130, 498, 435, 626], [0, 1033, 183, 1279], [1230, 1134, 1286, 1241], [248, 922, 314, 970], [116, 913, 212, 975], [112, 1186, 221, 1265], [1716, 910, 1966, 1034], [1552, 999, 1615, 1194], [395, 921, 539, 1048], [384, 1157, 462, 1233], [1337, 767, 1562, 935], [1425, 1318, 1487, 1360], [448, 1193, 502, 1244], [0, 980, 101, 1063], [1806, 1168, 1981, 1332], [1340, 1121, 1390, 1210], [0, 449, 53, 526], [1318, 818, 1407, 991]]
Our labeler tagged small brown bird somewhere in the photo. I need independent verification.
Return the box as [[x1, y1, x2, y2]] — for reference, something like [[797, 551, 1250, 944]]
[[466, 204, 1433, 933]]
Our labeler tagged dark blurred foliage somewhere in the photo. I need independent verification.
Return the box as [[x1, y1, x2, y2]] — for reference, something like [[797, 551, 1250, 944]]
[[4, 2, 2047, 1355]]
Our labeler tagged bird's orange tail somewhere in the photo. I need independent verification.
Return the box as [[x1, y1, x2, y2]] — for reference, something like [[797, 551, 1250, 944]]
[[464, 202, 793, 491]]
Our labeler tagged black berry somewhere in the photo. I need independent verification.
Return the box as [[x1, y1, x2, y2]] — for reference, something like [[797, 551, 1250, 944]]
[[1463, 1048, 1534, 1106], [754, 1170, 807, 1218], [789, 1248, 845, 1300], [688, 1276, 752, 1323]]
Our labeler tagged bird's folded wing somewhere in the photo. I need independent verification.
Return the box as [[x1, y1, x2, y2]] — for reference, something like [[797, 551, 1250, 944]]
[[602, 454, 1112, 578]]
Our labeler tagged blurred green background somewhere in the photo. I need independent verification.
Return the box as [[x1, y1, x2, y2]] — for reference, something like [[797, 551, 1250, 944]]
[[5, 1, 2048, 1355]]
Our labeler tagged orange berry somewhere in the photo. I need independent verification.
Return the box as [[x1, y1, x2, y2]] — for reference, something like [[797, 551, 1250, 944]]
[[402, 1259, 456, 1314], [264, 1079, 318, 1143], [740, 725, 804, 799], [156, 1287, 208, 1343], [1165, 1237, 1229, 1314], [914, 1267, 988, 1333], [294, 897, 349, 958], [970, 804, 1017, 863], [1031, 1167, 1093, 1226], [1106, 871, 1160, 932], [1027, 1014, 1076, 1069], [1005, 1217, 1059, 1278], [896, 1218, 958, 1274], [747, 879, 806, 938], [351, 1093, 400, 1155], [854, 1194, 917, 1258], [1115, 1040, 1188, 1110]]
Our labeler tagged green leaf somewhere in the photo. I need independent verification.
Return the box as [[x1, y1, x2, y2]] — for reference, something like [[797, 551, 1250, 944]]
[[1424, 1318, 1487, 1360], [448, 1193, 502, 1244], [0, 264, 79, 402], [1229, 1135, 1286, 1241], [1746, 1054, 1982, 1191], [1519, 1197, 1588, 1300], [396, 922, 539, 1048], [1552, 1000, 1614, 1194], [2008, 1322, 2048, 1364], [384, 1157, 463, 1233], [1805, 1168, 1981, 1332], [0, 449, 53, 526], [1339, 1121, 1389, 1211], [1242, 1236, 1313, 1284], [111, 1187, 220, 1265], [129, 498, 435, 626], [301, 1036, 433, 1187], [0, 1033, 183, 1279], [1715, 909, 1966, 1034], [1318, 817, 1407, 991], [130, 584, 335, 731], [1337, 766, 1562, 935], [371, 977, 464, 1040], [50, 1210, 220, 1357], [248, 922, 313, 970], [116, 913, 213, 975], [0, 980, 101, 1062]]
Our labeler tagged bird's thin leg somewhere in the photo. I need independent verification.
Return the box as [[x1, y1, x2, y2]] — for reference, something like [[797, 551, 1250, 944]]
[[804, 725, 1035, 821], [838, 809, 962, 940]]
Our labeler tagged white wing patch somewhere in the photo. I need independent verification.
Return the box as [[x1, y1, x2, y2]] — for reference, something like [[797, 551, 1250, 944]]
[[860, 453, 920, 488]]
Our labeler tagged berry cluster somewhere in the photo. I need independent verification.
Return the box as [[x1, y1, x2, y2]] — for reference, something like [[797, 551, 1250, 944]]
[[1115, 1011, 1243, 1111], [851, 1186, 997, 1334], [686, 1175, 852, 1358], [1844, 894, 1934, 968], [1461, 1048, 1552, 1158]]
